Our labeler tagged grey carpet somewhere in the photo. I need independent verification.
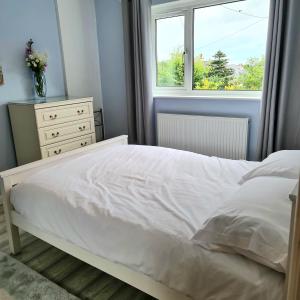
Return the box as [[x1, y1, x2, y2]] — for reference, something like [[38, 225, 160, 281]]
[[0, 251, 79, 300]]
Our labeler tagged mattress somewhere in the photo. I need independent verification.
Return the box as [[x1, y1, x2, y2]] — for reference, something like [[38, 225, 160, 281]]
[[11, 145, 284, 300]]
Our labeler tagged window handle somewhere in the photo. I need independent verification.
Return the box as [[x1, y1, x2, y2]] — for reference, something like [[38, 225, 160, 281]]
[[182, 50, 188, 64]]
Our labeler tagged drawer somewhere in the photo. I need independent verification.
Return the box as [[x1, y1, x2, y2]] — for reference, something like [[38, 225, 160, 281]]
[[38, 118, 95, 146], [41, 134, 96, 158], [35, 101, 93, 127]]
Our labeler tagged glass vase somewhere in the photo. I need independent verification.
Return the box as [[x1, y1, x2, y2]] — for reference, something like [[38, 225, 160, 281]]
[[33, 72, 47, 101]]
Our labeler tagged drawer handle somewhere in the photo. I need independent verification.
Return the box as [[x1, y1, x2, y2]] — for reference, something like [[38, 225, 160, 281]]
[[54, 149, 62, 155], [77, 109, 84, 115], [78, 126, 86, 131], [49, 114, 58, 120], [81, 142, 88, 147], [51, 132, 60, 138]]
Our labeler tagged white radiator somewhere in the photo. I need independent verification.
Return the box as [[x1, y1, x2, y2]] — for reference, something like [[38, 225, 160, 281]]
[[157, 113, 249, 160]]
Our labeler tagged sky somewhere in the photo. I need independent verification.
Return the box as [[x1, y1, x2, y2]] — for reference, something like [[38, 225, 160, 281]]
[[157, 0, 270, 64]]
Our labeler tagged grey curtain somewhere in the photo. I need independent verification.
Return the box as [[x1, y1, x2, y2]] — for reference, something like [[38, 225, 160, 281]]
[[258, 0, 300, 160], [122, 0, 154, 145]]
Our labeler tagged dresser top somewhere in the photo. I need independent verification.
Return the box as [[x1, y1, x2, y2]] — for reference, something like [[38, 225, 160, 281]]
[[8, 96, 93, 109]]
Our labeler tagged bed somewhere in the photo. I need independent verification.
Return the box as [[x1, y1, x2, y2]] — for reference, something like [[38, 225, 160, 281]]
[[0, 136, 299, 300]]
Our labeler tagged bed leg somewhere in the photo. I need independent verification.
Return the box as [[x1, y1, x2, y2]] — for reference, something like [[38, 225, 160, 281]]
[[1, 178, 21, 255], [3, 202, 21, 254], [7, 224, 21, 255]]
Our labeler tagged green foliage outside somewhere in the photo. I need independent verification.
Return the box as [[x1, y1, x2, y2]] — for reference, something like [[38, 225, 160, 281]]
[[157, 49, 185, 87], [157, 49, 265, 91]]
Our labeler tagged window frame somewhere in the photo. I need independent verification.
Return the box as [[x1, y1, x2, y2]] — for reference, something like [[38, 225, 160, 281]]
[[152, 0, 265, 99]]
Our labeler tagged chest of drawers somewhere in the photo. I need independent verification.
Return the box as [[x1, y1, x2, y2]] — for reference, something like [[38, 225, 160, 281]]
[[8, 97, 96, 165]]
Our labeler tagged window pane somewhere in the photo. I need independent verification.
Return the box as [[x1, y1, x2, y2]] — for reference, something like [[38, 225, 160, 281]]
[[193, 0, 270, 91], [156, 16, 185, 87]]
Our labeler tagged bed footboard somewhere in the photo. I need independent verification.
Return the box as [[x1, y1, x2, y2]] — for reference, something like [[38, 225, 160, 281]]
[[0, 135, 128, 254]]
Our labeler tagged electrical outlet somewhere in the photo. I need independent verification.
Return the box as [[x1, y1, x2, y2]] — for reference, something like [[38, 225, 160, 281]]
[[0, 66, 4, 85]]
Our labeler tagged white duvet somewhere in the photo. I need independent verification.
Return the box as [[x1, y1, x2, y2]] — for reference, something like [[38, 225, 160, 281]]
[[11, 145, 284, 300]]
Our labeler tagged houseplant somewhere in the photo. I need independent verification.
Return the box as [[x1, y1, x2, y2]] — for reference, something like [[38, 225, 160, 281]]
[[25, 39, 48, 100]]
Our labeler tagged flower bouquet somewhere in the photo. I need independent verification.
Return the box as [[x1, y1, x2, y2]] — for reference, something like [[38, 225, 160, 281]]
[[25, 39, 48, 99]]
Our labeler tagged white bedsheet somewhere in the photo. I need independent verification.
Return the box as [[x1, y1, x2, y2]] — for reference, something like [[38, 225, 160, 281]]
[[11, 145, 284, 300]]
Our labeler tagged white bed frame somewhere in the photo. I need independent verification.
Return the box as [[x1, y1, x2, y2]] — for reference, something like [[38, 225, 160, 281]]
[[0, 136, 190, 300], [0, 135, 299, 300]]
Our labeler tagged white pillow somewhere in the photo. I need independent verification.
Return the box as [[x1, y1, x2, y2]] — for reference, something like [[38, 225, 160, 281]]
[[192, 177, 297, 273], [240, 150, 300, 184]]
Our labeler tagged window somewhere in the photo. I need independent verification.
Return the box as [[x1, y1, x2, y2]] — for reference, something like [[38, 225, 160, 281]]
[[153, 0, 270, 96], [156, 16, 185, 87]]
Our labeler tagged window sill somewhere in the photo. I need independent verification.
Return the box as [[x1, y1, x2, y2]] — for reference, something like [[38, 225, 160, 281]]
[[153, 94, 262, 101]]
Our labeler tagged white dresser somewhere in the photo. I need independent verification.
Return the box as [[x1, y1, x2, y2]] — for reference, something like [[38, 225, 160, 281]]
[[9, 97, 96, 165]]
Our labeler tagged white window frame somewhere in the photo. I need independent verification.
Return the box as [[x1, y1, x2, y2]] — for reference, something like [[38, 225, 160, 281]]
[[152, 0, 263, 99]]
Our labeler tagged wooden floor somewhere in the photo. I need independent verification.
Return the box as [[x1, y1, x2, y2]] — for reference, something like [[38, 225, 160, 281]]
[[0, 204, 155, 300]]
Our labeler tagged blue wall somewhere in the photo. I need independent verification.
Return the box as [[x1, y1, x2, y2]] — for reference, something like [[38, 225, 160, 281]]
[[0, 0, 65, 171], [155, 97, 261, 161], [95, 0, 128, 139]]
